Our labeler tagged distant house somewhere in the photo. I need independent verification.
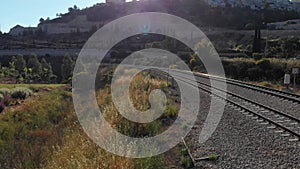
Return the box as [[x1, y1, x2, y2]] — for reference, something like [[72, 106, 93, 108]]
[[106, 0, 125, 4], [9, 25, 25, 36], [205, 0, 295, 11], [9, 25, 37, 36], [38, 15, 104, 34]]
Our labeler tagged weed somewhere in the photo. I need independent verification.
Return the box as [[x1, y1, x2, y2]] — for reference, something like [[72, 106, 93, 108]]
[[208, 154, 219, 161], [181, 148, 193, 168]]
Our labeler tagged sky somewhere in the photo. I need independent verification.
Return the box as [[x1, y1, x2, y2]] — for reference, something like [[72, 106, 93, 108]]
[[0, 0, 104, 33]]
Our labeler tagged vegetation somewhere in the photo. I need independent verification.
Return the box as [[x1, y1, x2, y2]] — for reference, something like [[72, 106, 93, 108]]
[[59, 0, 299, 29], [208, 154, 219, 161], [61, 54, 75, 83], [0, 54, 57, 84], [267, 36, 300, 59], [221, 58, 300, 84], [0, 89, 74, 168], [180, 147, 193, 168], [0, 84, 65, 89], [0, 67, 181, 168], [0, 87, 34, 113], [11, 87, 33, 100]]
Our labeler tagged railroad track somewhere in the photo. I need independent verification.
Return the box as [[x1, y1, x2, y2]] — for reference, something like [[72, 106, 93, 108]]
[[170, 71, 300, 139], [160, 70, 300, 166], [121, 67, 300, 139], [173, 69, 300, 104]]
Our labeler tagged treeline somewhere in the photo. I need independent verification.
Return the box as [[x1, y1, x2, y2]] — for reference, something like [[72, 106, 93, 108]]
[[0, 54, 75, 84]]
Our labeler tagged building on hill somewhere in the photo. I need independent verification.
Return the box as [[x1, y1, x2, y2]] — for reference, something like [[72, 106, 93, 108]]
[[9, 25, 37, 36], [205, 0, 296, 11], [38, 15, 104, 34], [106, 0, 125, 4], [10, 15, 106, 36], [9, 25, 24, 36]]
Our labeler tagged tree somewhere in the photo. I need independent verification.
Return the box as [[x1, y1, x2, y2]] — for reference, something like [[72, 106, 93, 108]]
[[56, 13, 63, 17], [73, 5, 78, 10], [41, 58, 56, 83], [27, 54, 42, 82], [61, 54, 75, 83], [15, 54, 26, 74], [9, 56, 18, 79], [68, 7, 74, 13], [39, 18, 45, 23], [252, 27, 262, 53]]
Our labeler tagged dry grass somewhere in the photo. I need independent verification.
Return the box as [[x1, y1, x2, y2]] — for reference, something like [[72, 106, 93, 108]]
[[0, 67, 178, 168], [44, 125, 134, 169], [44, 69, 170, 168]]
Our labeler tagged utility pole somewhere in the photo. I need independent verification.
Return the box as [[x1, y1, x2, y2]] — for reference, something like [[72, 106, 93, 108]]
[[292, 68, 299, 90]]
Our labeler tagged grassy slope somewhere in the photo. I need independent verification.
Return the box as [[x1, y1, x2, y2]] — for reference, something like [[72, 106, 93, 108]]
[[0, 70, 183, 168]]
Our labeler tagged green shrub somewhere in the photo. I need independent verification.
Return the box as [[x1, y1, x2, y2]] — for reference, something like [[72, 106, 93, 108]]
[[164, 105, 178, 118], [252, 53, 264, 60], [208, 154, 219, 161], [246, 66, 263, 81], [256, 59, 271, 70], [0, 88, 11, 96], [29, 86, 40, 93], [181, 148, 193, 168], [11, 87, 33, 100], [261, 81, 273, 88]]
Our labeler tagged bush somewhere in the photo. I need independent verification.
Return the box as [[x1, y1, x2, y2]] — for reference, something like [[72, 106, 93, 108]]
[[29, 86, 40, 93], [256, 59, 271, 70], [247, 66, 263, 81], [11, 87, 33, 100], [0, 88, 11, 96], [252, 53, 264, 60], [3, 95, 16, 106], [164, 105, 178, 118], [0, 101, 5, 113]]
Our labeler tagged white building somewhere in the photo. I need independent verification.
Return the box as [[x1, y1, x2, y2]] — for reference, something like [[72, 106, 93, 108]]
[[38, 15, 104, 34], [106, 0, 125, 4], [9, 25, 25, 36], [205, 0, 296, 11], [9, 25, 37, 36]]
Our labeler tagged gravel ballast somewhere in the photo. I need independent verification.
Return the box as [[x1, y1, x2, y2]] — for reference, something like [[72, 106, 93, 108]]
[[187, 89, 300, 169]]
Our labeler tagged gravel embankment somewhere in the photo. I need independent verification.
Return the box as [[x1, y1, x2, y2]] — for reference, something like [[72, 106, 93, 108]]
[[187, 90, 300, 169]]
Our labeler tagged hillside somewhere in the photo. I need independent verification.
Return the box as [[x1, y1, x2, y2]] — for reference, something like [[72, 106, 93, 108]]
[[6, 0, 300, 37]]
